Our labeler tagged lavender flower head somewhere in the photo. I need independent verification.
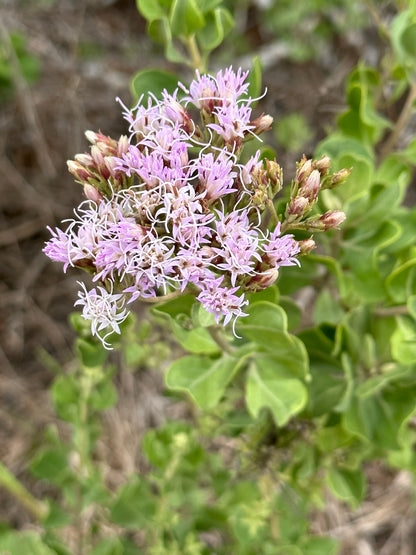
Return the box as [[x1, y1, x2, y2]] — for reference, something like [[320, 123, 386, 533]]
[[43, 67, 330, 347]]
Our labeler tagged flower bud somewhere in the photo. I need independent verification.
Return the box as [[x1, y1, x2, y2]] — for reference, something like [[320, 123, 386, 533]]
[[67, 160, 90, 182], [85, 130, 98, 144], [298, 238, 316, 255], [329, 167, 352, 188], [314, 155, 331, 175], [117, 135, 130, 155], [306, 210, 346, 231], [299, 169, 321, 202], [266, 159, 283, 194], [83, 184, 103, 203], [246, 267, 279, 291], [251, 113, 273, 135], [295, 156, 313, 186], [75, 153, 94, 166], [287, 196, 309, 218], [91, 145, 105, 168]]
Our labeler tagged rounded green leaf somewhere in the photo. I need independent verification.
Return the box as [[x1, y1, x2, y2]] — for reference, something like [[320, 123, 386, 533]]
[[391, 316, 416, 364], [130, 69, 179, 102], [197, 7, 234, 52], [170, 0, 205, 37], [386, 258, 416, 303], [246, 357, 307, 426], [166, 354, 243, 408]]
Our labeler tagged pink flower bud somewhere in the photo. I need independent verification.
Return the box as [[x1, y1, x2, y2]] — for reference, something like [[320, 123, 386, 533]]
[[246, 267, 279, 291], [117, 135, 130, 155], [104, 156, 119, 178], [91, 145, 105, 168], [298, 238, 316, 255], [314, 155, 331, 175], [287, 196, 309, 217], [67, 160, 90, 182], [319, 210, 346, 229], [296, 157, 313, 185], [251, 113, 273, 135], [75, 153, 94, 166], [330, 167, 352, 188], [266, 159, 283, 193], [299, 169, 321, 202], [83, 184, 103, 203], [307, 211, 346, 231]]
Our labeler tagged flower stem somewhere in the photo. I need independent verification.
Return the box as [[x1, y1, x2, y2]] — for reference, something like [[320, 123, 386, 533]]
[[186, 34, 205, 73], [0, 461, 48, 521], [208, 326, 237, 354], [378, 81, 416, 163]]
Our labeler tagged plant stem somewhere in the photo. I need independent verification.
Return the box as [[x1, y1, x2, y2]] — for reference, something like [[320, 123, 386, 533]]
[[373, 305, 408, 317], [0, 461, 48, 521], [186, 34, 205, 73], [266, 199, 279, 227], [208, 326, 237, 354], [378, 81, 416, 163]]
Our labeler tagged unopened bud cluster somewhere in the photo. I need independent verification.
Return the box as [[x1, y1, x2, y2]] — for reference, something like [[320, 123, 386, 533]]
[[284, 155, 349, 239], [44, 67, 348, 347]]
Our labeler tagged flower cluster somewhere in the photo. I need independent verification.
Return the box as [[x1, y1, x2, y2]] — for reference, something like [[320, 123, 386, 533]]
[[44, 67, 345, 347]]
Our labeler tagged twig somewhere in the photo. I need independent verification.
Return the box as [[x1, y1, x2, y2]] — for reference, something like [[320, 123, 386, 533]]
[[378, 81, 416, 163]]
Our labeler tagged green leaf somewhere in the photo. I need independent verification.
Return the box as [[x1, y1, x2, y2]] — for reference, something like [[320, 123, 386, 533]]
[[89, 379, 118, 410], [170, 320, 220, 354], [247, 55, 263, 100], [386, 258, 416, 303], [313, 290, 345, 326], [0, 531, 56, 555], [307, 361, 346, 417], [391, 10, 416, 72], [110, 478, 156, 528], [341, 220, 401, 303], [391, 316, 416, 364], [301, 536, 339, 555], [165, 354, 244, 408], [315, 134, 374, 202], [239, 304, 309, 378], [407, 295, 416, 319], [30, 449, 70, 486], [152, 293, 195, 320], [52, 375, 79, 422], [238, 300, 287, 332], [76, 338, 108, 368], [344, 382, 416, 450], [136, 0, 166, 21], [170, 0, 205, 37], [130, 69, 179, 102], [245, 357, 307, 426], [279, 296, 302, 331], [197, 7, 234, 52], [327, 467, 366, 508], [90, 538, 125, 555]]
